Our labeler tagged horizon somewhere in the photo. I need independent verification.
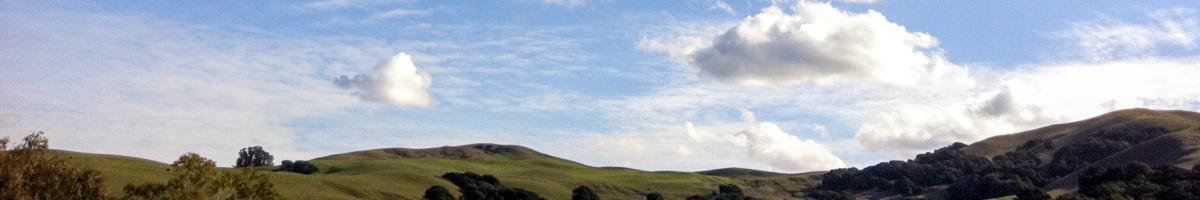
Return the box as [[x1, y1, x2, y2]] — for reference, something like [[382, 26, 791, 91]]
[[3, 0, 1200, 173]]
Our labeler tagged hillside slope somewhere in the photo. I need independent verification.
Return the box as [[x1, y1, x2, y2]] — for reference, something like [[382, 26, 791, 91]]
[[59, 144, 808, 199], [960, 108, 1200, 191]]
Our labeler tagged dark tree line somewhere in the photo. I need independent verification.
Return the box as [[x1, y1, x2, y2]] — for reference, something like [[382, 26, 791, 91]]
[[423, 172, 757, 200], [425, 172, 544, 200], [276, 160, 319, 174], [1072, 162, 1200, 199]]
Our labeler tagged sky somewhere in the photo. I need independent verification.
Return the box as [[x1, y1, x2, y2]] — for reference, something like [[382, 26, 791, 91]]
[[2, 0, 1199, 173]]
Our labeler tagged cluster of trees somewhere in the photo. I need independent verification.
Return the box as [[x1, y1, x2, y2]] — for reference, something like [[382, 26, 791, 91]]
[[235, 146, 274, 168], [807, 123, 1174, 200], [422, 172, 544, 200], [811, 142, 1027, 200], [0, 131, 280, 200], [276, 160, 319, 174], [1072, 162, 1200, 199], [422, 172, 757, 200], [123, 153, 279, 200], [0, 131, 107, 200]]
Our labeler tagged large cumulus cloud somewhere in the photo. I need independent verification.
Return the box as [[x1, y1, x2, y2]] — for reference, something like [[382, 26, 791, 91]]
[[335, 52, 434, 107], [856, 58, 1200, 157], [682, 2, 968, 86]]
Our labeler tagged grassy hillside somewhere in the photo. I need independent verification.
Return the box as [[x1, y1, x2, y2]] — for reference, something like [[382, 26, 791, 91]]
[[58, 144, 811, 199], [960, 108, 1200, 192], [962, 108, 1200, 159]]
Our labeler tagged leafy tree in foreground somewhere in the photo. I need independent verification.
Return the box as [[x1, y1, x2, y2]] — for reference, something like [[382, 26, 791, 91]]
[[572, 186, 600, 200], [0, 131, 108, 200], [235, 146, 274, 168], [423, 185, 455, 200], [123, 152, 279, 200]]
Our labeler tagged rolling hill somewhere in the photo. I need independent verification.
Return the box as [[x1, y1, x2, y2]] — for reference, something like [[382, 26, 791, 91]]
[[57, 144, 815, 199], [55, 108, 1200, 199], [958, 108, 1200, 195]]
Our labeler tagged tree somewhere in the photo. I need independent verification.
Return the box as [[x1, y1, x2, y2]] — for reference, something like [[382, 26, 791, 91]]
[[0, 131, 108, 200], [123, 152, 279, 200], [646, 192, 664, 200], [423, 185, 455, 200], [572, 186, 600, 200], [235, 146, 274, 168]]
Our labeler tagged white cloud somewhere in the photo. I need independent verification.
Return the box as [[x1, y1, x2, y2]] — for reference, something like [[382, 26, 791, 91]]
[[711, 0, 735, 15], [686, 110, 846, 172], [667, 2, 968, 86], [335, 52, 434, 107], [856, 58, 1200, 157], [368, 8, 430, 20], [524, 0, 588, 7], [1058, 8, 1199, 61], [838, 0, 881, 4]]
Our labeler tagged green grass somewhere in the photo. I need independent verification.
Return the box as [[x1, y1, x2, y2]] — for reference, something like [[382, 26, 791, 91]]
[[57, 144, 811, 200]]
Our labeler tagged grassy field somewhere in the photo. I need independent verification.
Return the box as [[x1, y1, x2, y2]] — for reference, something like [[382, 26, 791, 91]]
[[58, 144, 813, 200]]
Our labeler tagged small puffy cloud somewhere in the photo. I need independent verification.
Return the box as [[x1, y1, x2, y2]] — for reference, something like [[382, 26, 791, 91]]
[[688, 110, 846, 172], [1059, 8, 1199, 61], [671, 2, 968, 86], [856, 58, 1200, 157], [335, 52, 434, 107]]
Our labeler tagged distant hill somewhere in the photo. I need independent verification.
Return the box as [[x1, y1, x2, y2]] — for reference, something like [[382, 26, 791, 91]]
[[58, 143, 812, 199]]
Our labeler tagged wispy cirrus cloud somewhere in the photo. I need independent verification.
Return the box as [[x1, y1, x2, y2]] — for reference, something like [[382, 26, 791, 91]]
[[1057, 7, 1199, 61]]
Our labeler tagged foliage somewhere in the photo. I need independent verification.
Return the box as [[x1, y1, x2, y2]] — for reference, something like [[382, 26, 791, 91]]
[[683, 184, 756, 200], [423, 185, 455, 200], [0, 131, 108, 200], [645, 192, 664, 200], [1073, 162, 1200, 200], [122, 152, 279, 200], [809, 123, 1179, 199], [439, 172, 545, 200], [235, 146, 274, 168], [277, 160, 319, 174], [571, 186, 599, 200]]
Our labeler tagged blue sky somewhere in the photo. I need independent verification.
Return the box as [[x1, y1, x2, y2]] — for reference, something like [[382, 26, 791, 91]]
[[2, 0, 1200, 172]]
